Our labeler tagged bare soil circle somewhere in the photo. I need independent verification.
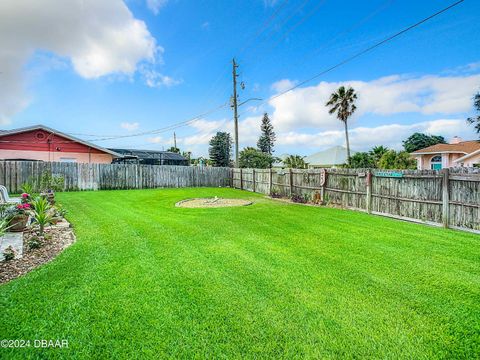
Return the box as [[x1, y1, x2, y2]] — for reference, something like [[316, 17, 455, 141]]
[[175, 197, 252, 208]]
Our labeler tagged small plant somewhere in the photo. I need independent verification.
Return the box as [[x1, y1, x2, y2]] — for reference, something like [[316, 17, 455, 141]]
[[270, 186, 282, 198], [55, 204, 68, 218], [0, 217, 10, 237], [21, 192, 32, 204], [21, 181, 34, 196], [0, 204, 16, 221], [15, 203, 31, 214], [27, 236, 42, 249], [39, 171, 65, 193], [291, 193, 308, 204], [3, 246, 15, 261], [31, 196, 53, 236]]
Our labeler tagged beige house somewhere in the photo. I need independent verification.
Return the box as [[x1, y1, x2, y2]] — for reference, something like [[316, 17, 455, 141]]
[[411, 137, 480, 170]]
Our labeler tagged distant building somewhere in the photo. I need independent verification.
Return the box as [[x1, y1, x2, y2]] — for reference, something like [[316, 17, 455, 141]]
[[0, 125, 121, 164], [110, 148, 189, 166], [411, 137, 480, 169], [304, 146, 354, 168], [273, 153, 290, 168]]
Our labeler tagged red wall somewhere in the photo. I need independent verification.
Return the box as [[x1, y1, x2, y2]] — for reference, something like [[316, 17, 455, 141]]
[[0, 130, 106, 154]]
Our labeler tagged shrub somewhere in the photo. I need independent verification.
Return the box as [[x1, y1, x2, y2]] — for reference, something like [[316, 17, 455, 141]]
[[291, 193, 309, 204], [0, 204, 16, 222], [21, 181, 34, 196], [39, 171, 65, 192], [55, 205, 68, 218], [270, 186, 282, 198], [28, 236, 42, 249], [3, 246, 15, 261]]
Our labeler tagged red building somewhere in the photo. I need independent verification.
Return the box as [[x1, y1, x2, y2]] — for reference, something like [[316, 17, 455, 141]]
[[0, 125, 121, 164]]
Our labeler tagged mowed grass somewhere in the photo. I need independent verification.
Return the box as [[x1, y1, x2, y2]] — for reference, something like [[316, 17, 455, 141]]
[[1, 188, 479, 359]]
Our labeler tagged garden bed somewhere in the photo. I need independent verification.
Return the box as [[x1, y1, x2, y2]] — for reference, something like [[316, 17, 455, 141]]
[[176, 197, 253, 208], [0, 220, 75, 284]]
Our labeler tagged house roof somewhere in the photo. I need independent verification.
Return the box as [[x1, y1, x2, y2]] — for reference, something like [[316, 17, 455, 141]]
[[411, 141, 480, 155], [454, 148, 480, 163], [273, 153, 289, 167], [108, 148, 187, 161], [0, 124, 122, 157], [304, 146, 355, 166]]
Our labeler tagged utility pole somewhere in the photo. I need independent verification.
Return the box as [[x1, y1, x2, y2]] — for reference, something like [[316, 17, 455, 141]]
[[173, 132, 177, 149], [232, 58, 239, 167]]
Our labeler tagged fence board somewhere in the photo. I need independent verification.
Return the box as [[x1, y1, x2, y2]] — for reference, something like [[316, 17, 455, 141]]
[[0, 161, 232, 193], [232, 167, 480, 233]]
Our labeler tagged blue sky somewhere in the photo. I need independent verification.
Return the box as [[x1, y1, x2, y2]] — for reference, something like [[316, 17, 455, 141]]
[[1, 0, 479, 156]]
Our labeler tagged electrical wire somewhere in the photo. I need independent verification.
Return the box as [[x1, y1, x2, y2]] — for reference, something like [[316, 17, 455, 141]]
[[239, 0, 465, 118]]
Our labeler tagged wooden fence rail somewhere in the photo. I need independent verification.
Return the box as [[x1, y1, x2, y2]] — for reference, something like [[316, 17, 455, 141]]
[[0, 161, 232, 192], [232, 167, 480, 233]]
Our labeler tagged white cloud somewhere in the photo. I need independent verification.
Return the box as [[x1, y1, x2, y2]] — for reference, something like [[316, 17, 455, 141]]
[[141, 68, 181, 88], [271, 79, 298, 93], [176, 117, 474, 156], [0, 0, 164, 123], [276, 119, 473, 151], [146, 0, 168, 15], [121, 122, 140, 131], [269, 73, 480, 132], [146, 136, 163, 144]]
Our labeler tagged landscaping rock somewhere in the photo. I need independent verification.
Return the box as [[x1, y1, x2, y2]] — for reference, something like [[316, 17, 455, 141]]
[[0, 221, 76, 284], [0, 232, 23, 261]]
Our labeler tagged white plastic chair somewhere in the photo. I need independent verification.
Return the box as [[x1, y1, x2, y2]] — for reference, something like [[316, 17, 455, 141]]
[[0, 185, 21, 204]]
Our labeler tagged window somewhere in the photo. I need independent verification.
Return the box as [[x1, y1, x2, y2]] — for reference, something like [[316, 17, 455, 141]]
[[59, 158, 76, 163], [430, 155, 442, 170]]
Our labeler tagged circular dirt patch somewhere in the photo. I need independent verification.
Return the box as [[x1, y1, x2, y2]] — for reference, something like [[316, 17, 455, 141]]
[[176, 197, 252, 208]]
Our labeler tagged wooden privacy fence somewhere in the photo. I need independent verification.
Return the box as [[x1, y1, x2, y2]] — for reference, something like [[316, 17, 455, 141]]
[[0, 161, 232, 192], [232, 167, 480, 233]]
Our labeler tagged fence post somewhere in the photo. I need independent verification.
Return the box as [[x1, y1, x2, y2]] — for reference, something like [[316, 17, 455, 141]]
[[252, 169, 256, 193], [366, 170, 372, 214], [269, 168, 273, 195], [240, 168, 243, 190], [442, 168, 450, 228], [289, 169, 293, 196]]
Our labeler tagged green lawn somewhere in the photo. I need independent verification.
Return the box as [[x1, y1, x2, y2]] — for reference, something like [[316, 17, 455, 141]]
[[1, 188, 479, 358]]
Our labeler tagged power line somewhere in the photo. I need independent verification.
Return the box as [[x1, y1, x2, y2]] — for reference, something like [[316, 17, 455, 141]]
[[271, 0, 326, 48], [239, 0, 291, 54], [240, 0, 465, 117], [66, 102, 229, 141]]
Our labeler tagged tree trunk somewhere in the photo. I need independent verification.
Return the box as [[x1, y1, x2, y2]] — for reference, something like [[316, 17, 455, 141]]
[[344, 120, 351, 163]]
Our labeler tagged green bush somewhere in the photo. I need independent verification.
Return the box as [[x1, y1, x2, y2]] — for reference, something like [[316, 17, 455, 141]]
[[3, 246, 15, 261]]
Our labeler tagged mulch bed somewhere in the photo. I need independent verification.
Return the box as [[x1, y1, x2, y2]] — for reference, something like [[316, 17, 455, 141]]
[[176, 197, 253, 208], [0, 221, 76, 284]]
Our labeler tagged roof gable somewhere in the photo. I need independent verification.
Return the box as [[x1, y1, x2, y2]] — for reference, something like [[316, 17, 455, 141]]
[[411, 141, 480, 155], [304, 146, 355, 165], [0, 125, 121, 157]]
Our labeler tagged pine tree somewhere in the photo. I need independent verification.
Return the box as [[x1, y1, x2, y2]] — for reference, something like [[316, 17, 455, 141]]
[[257, 113, 276, 155], [208, 132, 232, 167]]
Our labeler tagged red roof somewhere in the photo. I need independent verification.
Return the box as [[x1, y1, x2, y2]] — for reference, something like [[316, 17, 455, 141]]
[[412, 141, 480, 154]]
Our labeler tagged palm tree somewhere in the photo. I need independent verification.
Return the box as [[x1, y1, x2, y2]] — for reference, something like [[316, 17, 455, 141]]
[[283, 155, 308, 169], [326, 86, 357, 162], [369, 145, 389, 167]]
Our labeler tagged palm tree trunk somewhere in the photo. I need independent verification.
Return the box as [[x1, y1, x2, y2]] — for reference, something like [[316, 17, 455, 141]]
[[344, 120, 351, 163]]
